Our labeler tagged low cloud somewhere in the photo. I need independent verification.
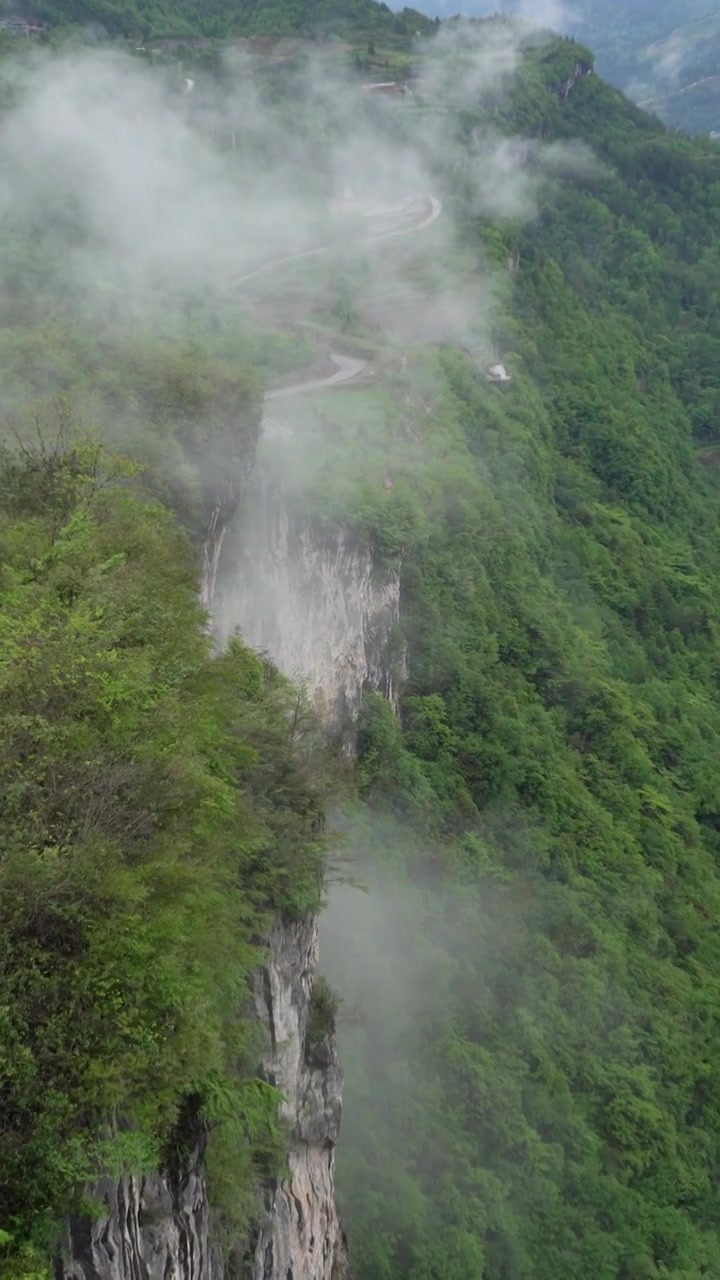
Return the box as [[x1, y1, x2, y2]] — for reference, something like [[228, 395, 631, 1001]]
[[646, 28, 693, 86]]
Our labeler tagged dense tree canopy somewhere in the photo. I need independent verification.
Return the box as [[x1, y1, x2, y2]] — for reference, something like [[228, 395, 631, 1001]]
[[0, 425, 326, 1266], [318, 36, 720, 1280], [3, 17, 720, 1280], [26, 0, 433, 40]]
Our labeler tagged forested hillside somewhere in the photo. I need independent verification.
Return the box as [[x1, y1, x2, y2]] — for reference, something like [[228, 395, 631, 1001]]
[[403, 0, 720, 133], [11, 0, 432, 39], [0, 429, 329, 1264], [569, 0, 720, 134], [321, 38, 720, 1280], [2, 12, 720, 1280]]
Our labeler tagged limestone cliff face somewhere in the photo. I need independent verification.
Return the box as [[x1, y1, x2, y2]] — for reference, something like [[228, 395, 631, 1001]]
[[244, 916, 351, 1280], [63, 1131, 219, 1280], [212, 475, 406, 728], [201, 496, 232, 613], [62, 428, 404, 1280], [200, 448, 258, 613], [61, 921, 350, 1280], [557, 58, 593, 101]]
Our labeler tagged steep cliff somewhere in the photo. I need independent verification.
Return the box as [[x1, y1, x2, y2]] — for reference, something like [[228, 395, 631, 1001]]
[[200, 449, 259, 613], [61, 417, 406, 1280], [206, 450, 404, 1277], [61, 921, 351, 1280], [557, 58, 593, 101], [212, 470, 406, 729], [63, 1134, 218, 1280], [244, 916, 351, 1280]]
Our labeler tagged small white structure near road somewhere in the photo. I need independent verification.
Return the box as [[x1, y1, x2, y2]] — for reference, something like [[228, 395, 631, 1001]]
[[486, 362, 512, 384]]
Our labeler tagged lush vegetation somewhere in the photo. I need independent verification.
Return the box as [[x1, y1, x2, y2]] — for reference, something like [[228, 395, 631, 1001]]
[[22, 0, 433, 40], [407, 0, 720, 133], [0, 44, 338, 1264], [314, 36, 720, 1280], [0, 422, 327, 1266], [3, 14, 720, 1280]]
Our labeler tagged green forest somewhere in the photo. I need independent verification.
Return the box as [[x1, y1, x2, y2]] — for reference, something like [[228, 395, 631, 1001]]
[[17, 0, 433, 40], [406, 0, 720, 134], [570, 0, 720, 135], [2, 10, 720, 1280], [0, 424, 329, 1265], [323, 38, 720, 1280]]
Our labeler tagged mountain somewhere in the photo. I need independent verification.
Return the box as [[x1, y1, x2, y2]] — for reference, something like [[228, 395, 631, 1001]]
[[3, 15, 720, 1280], [396, 0, 720, 132], [321, 39, 720, 1279], [17, 0, 720, 131], [5, 0, 434, 39], [631, 8, 720, 135], [566, 0, 720, 135]]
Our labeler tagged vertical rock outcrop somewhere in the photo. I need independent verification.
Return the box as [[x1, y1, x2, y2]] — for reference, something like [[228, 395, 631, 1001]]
[[200, 446, 259, 613], [201, 499, 231, 613], [60, 921, 350, 1280], [557, 58, 593, 101], [212, 476, 406, 729], [244, 917, 351, 1280], [62, 1123, 219, 1280], [209, 459, 403, 1278], [63, 414, 404, 1280]]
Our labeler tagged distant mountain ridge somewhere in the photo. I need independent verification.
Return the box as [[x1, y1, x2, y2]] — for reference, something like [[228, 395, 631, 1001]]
[[632, 8, 720, 134], [569, 0, 720, 134], [393, 0, 720, 132]]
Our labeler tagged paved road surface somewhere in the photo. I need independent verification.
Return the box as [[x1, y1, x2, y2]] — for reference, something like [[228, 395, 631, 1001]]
[[266, 353, 367, 402], [230, 193, 442, 290], [262, 354, 368, 439], [229, 192, 442, 431]]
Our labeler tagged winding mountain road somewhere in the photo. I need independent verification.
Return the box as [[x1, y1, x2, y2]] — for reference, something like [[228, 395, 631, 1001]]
[[263, 354, 368, 439], [204, 193, 441, 603], [229, 192, 442, 291], [265, 353, 367, 402], [229, 192, 442, 431]]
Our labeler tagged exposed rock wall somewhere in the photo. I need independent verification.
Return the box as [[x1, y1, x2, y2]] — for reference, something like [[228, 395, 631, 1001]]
[[558, 58, 593, 101], [200, 445, 258, 613], [63, 418, 406, 1280], [62, 1122, 219, 1280], [212, 474, 406, 728], [201, 498, 231, 613], [60, 920, 350, 1280], [244, 916, 351, 1280]]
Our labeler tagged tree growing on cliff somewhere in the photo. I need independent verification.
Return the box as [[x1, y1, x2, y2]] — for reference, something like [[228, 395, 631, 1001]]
[[0, 425, 326, 1268]]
